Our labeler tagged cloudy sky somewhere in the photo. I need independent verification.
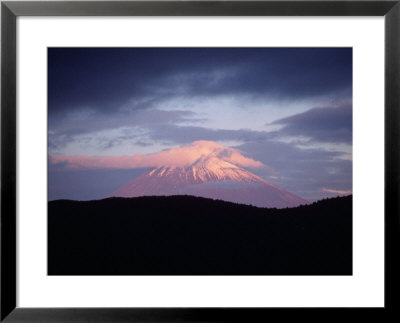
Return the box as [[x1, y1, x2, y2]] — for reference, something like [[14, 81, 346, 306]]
[[48, 48, 352, 201]]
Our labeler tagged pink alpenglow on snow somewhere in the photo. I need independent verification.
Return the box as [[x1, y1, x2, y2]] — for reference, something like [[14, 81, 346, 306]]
[[50, 141, 309, 208]]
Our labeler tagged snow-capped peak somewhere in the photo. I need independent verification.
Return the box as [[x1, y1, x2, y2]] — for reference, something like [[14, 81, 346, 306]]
[[145, 154, 271, 186], [108, 141, 308, 208]]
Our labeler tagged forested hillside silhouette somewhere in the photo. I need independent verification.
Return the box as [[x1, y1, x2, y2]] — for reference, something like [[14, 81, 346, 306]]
[[48, 195, 352, 275]]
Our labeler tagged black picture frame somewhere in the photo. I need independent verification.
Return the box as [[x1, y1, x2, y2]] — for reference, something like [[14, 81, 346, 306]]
[[1, 0, 399, 321]]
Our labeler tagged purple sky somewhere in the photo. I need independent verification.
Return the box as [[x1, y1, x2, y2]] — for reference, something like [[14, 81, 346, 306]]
[[48, 48, 352, 201]]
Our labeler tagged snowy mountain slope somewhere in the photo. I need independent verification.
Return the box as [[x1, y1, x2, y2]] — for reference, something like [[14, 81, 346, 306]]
[[109, 141, 308, 208]]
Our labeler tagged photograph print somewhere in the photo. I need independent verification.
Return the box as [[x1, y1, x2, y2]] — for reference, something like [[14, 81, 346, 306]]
[[48, 48, 352, 275]]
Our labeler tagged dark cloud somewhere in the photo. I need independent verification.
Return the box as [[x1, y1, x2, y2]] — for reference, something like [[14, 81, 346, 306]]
[[146, 124, 270, 145], [272, 104, 352, 143], [143, 104, 352, 147], [49, 48, 352, 118]]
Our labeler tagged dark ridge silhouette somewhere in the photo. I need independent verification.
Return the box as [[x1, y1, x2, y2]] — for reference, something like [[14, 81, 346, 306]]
[[48, 195, 352, 275]]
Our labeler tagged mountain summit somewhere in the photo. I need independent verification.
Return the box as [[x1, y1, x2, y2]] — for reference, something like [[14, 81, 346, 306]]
[[109, 141, 308, 208]]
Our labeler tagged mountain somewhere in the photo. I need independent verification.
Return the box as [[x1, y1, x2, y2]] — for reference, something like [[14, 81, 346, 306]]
[[48, 195, 352, 275], [109, 141, 308, 208]]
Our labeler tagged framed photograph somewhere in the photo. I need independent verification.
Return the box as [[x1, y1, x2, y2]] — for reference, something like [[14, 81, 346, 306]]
[[47, 46, 352, 276], [1, 0, 399, 321]]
